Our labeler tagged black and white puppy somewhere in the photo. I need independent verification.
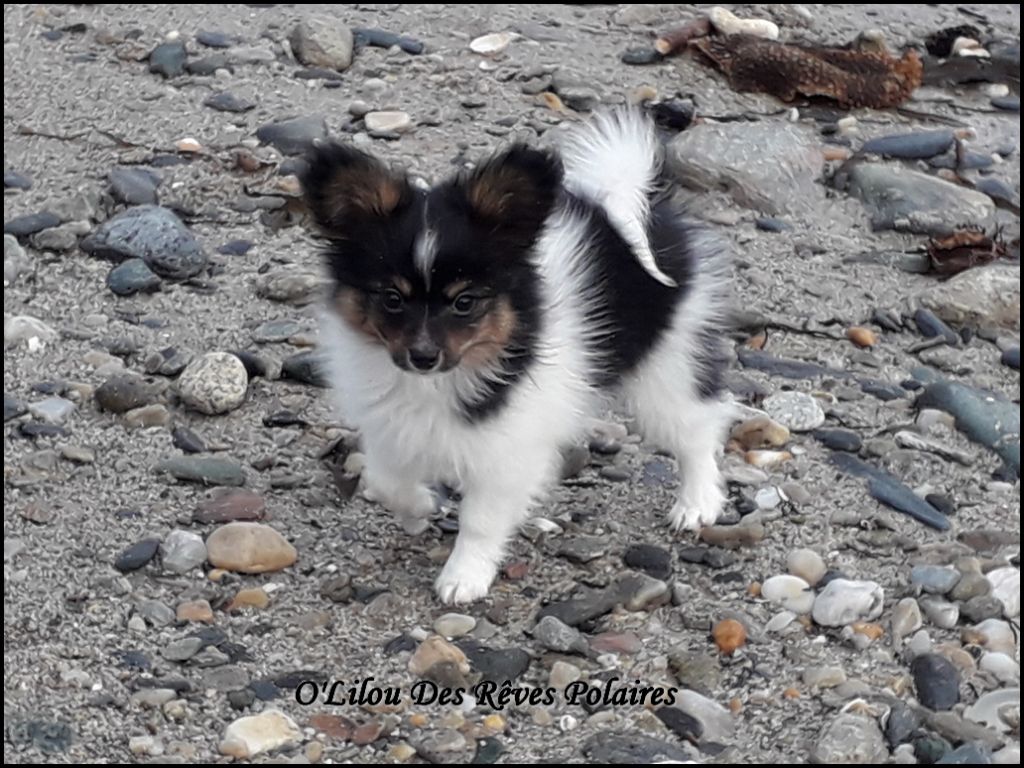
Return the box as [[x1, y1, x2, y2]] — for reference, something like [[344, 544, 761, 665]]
[[302, 108, 733, 603]]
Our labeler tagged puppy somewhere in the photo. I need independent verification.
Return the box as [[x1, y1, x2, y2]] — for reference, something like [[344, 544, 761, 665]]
[[301, 108, 733, 604]]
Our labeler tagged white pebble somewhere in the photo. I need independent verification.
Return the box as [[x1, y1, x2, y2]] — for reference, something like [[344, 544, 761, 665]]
[[787, 548, 826, 585], [812, 578, 884, 627], [761, 574, 814, 614]]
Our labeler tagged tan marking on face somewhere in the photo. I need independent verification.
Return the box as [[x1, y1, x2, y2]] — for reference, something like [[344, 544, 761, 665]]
[[445, 297, 518, 368], [333, 287, 401, 354], [443, 280, 471, 299], [393, 276, 413, 297]]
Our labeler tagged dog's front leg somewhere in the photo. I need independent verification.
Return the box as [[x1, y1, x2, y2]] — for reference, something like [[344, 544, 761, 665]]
[[434, 447, 559, 604], [361, 439, 436, 535]]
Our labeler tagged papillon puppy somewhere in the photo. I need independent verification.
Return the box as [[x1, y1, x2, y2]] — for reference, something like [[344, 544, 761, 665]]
[[301, 108, 733, 604]]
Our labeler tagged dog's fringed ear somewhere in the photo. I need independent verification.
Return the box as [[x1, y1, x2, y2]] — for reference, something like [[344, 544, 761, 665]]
[[462, 145, 563, 227], [301, 142, 411, 233]]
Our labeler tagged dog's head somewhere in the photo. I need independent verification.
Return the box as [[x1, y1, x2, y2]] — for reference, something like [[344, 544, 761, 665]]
[[301, 142, 562, 374]]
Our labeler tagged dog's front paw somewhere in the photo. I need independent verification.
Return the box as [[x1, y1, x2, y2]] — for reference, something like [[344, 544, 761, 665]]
[[669, 483, 726, 532], [435, 552, 497, 604]]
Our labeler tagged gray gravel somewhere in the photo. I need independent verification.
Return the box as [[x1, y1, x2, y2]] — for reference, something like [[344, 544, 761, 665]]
[[4, 3, 1020, 765]]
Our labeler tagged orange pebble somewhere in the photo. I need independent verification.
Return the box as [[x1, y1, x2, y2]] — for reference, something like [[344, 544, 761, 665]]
[[712, 618, 748, 655], [852, 621, 885, 641], [783, 686, 801, 699], [748, 581, 762, 597], [729, 697, 743, 714], [847, 326, 878, 348]]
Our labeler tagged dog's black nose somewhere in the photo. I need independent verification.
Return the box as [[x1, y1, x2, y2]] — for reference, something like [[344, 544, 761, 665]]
[[408, 347, 441, 371]]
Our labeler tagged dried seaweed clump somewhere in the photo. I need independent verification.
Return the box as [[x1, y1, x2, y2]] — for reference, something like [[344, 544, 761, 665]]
[[693, 34, 923, 109]]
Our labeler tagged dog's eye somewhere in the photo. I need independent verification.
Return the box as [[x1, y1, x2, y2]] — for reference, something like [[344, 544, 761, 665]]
[[382, 289, 404, 313], [451, 293, 476, 316]]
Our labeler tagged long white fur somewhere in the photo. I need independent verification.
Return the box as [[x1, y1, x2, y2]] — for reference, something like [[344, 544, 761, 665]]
[[320, 107, 732, 603], [559, 108, 677, 287]]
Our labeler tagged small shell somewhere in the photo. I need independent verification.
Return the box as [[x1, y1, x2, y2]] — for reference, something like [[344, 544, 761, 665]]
[[469, 32, 512, 56], [709, 6, 779, 41], [175, 137, 202, 153]]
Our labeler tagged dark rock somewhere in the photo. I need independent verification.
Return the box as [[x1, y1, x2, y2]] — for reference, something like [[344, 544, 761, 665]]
[[227, 688, 255, 710], [352, 27, 424, 54], [582, 732, 691, 764], [755, 216, 791, 232], [116, 649, 152, 669], [5, 393, 27, 422], [915, 378, 1020, 474], [925, 25, 981, 57], [914, 309, 959, 344], [94, 374, 164, 413], [655, 707, 702, 744], [281, 351, 331, 387], [703, 547, 736, 569], [5, 718, 74, 754], [911, 653, 960, 711], [862, 130, 954, 159], [858, 378, 909, 401], [155, 456, 246, 486], [649, 99, 695, 132], [204, 92, 256, 113], [172, 425, 206, 454], [217, 239, 253, 256], [106, 259, 162, 296], [937, 743, 992, 764], [196, 30, 236, 48], [384, 634, 417, 655], [885, 700, 921, 747], [848, 163, 995, 236], [262, 410, 307, 428], [991, 95, 1020, 112], [623, 544, 672, 580], [18, 422, 69, 438], [5, 211, 60, 238], [1001, 346, 1020, 370], [621, 47, 663, 65], [457, 640, 531, 683], [109, 167, 160, 205], [114, 538, 160, 572], [641, 458, 674, 486], [915, 735, 953, 764], [536, 574, 657, 626], [231, 350, 273, 380], [960, 595, 1003, 623], [473, 736, 504, 764], [737, 348, 847, 380], [148, 41, 187, 78], [248, 680, 279, 701], [830, 453, 950, 530], [80, 205, 207, 280], [924, 493, 955, 516], [4, 170, 33, 190], [256, 115, 328, 155], [813, 428, 862, 452]]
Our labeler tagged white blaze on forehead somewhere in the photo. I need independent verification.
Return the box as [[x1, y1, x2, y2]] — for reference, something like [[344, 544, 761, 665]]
[[413, 203, 438, 288]]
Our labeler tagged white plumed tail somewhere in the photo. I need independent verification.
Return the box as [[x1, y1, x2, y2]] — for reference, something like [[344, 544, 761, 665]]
[[559, 108, 676, 287]]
